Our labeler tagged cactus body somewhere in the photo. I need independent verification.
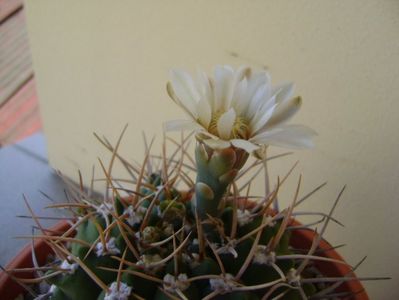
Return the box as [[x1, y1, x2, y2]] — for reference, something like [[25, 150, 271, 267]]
[[36, 156, 327, 300]]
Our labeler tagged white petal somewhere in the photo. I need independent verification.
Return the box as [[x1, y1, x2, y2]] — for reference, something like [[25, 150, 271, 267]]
[[232, 66, 251, 86], [214, 65, 234, 111], [247, 84, 268, 119], [267, 96, 302, 127], [217, 108, 236, 140], [196, 130, 220, 141], [272, 82, 294, 105], [251, 102, 277, 135], [167, 82, 196, 119], [224, 66, 247, 110], [197, 98, 212, 128], [250, 125, 317, 149], [197, 71, 215, 111], [233, 71, 268, 117], [170, 69, 200, 118], [203, 138, 231, 150], [246, 71, 270, 104], [164, 120, 203, 132], [232, 78, 248, 115], [231, 139, 259, 153]]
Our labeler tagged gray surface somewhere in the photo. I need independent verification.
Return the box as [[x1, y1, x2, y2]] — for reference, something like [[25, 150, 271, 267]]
[[0, 133, 68, 266]]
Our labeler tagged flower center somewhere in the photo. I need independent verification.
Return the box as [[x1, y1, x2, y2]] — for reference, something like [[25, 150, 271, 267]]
[[232, 116, 250, 139], [208, 110, 249, 139]]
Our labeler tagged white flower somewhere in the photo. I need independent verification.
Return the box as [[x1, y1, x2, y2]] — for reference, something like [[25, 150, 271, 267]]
[[165, 65, 316, 153]]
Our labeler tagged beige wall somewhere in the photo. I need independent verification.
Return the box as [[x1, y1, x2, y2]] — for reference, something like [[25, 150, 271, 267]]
[[25, 1, 399, 298]]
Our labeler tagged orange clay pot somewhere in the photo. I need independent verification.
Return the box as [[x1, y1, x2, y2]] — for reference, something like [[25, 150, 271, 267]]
[[0, 217, 368, 300], [289, 219, 368, 300], [0, 221, 71, 300]]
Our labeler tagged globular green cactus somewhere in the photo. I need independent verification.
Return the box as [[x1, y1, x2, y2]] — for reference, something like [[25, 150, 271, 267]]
[[9, 65, 374, 300], [13, 137, 356, 300]]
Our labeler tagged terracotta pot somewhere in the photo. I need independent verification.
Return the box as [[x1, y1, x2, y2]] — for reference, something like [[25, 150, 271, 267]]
[[0, 219, 368, 300], [0, 221, 71, 300], [289, 219, 368, 300]]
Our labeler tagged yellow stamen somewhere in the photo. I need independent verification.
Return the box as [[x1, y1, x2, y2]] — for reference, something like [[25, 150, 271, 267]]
[[208, 111, 224, 137], [207, 110, 249, 139], [232, 116, 249, 139]]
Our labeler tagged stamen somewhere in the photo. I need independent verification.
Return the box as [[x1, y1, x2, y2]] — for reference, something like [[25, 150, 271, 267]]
[[232, 116, 249, 139], [208, 111, 224, 136], [208, 111, 249, 139]]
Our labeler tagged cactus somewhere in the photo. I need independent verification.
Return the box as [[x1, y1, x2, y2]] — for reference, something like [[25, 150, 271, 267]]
[[8, 65, 378, 300]]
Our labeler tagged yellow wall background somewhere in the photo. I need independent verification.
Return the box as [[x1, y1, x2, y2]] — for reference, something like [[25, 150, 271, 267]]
[[25, 1, 399, 298]]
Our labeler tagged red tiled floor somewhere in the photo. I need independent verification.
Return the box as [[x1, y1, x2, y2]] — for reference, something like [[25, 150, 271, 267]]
[[0, 78, 41, 145], [0, 0, 22, 23], [0, 0, 41, 146]]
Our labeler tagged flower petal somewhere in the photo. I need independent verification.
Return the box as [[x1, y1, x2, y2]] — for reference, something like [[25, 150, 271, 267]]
[[197, 98, 212, 128], [247, 84, 268, 119], [246, 71, 271, 104], [251, 101, 277, 135], [214, 65, 234, 111], [232, 66, 251, 86], [164, 119, 203, 132], [196, 130, 220, 141], [203, 138, 231, 150], [217, 108, 236, 140], [267, 96, 302, 127], [232, 77, 248, 115], [231, 139, 259, 153], [170, 69, 200, 118], [197, 70, 215, 111], [167, 82, 197, 121], [272, 82, 294, 105], [250, 124, 317, 149]]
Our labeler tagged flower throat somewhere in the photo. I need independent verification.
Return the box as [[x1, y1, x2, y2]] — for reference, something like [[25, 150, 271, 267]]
[[208, 110, 250, 140]]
